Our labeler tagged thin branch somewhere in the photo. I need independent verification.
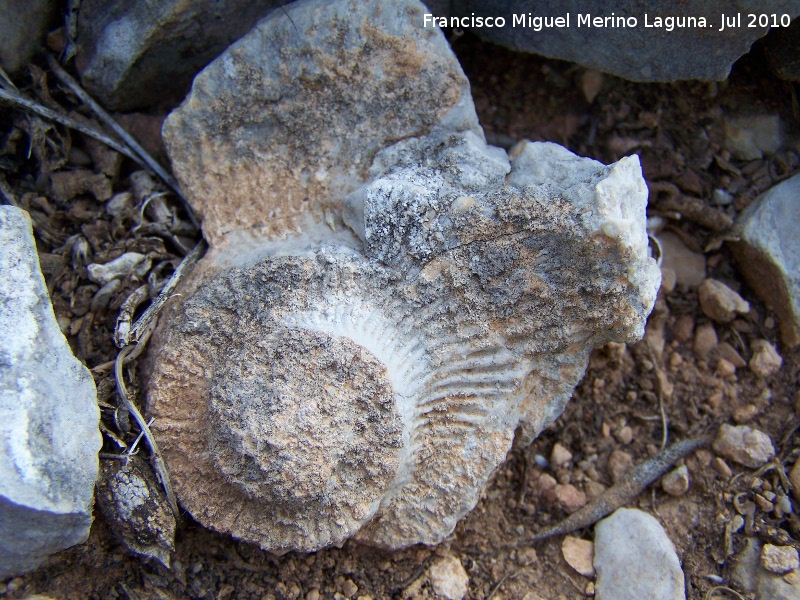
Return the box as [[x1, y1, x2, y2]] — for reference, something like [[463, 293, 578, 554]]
[[46, 55, 199, 229], [115, 344, 179, 517], [0, 85, 143, 164], [119, 239, 206, 348]]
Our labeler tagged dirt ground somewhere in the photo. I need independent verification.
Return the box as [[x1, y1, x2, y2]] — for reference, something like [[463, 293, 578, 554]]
[[1, 29, 799, 600]]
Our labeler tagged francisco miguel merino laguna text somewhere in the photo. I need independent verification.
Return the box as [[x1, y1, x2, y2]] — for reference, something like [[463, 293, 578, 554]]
[[422, 12, 792, 32]]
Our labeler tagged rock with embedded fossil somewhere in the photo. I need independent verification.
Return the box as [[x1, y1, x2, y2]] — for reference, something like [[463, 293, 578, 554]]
[[147, 0, 660, 553]]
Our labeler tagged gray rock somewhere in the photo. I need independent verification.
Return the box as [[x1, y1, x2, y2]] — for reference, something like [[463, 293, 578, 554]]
[[713, 424, 775, 469], [732, 537, 800, 600], [594, 508, 685, 600], [0, 0, 55, 73], [76, 0, 292, 110], [163, 0, 481, 247], [732, 173, 800, 347], [442, 1, 800, 82], [0, 207, 101, 578]]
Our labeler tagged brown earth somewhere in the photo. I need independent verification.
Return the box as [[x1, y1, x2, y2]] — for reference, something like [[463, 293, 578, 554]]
[[1, 29, 799, 600]]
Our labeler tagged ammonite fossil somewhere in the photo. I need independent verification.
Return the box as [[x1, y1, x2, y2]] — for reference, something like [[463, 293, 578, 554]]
[[145, 0, 660, 553]]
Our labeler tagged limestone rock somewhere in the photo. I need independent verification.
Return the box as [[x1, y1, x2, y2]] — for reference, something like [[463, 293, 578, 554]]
[[732, 537, 800, 600], [0, 207, 101, 578], [428, 554, 469, 600], [749, 339, 783, 378], [562, 536, 595, 577], [0, 0, 55, 73], [440, 1, 800, 82], [761, 544, 800, 575], [698, 279, 750, 323], [732, 173, 800, 347], [594, 508, 685, 600], [76, 0, 292, 111], [147, 0, 659, 553], [713, 424, 775, 469]]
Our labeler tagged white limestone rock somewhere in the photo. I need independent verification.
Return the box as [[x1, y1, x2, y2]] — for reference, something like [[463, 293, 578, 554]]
[[0, 207, 101, 578], [594, 508, 685, 600]]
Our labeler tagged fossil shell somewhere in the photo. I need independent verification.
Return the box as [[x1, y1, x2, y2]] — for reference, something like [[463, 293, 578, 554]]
[[146, 0, 660, 553]]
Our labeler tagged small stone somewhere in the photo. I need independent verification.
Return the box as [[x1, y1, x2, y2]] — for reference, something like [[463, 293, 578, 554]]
[[538, 473, 557, 492], [607, 450, 634, 483], [717, 342, 747, 368], [711, 457, 733, 478], [550, 442, 573, 467], [693, 322, 718, 358], [561, 536, 595, 577], [789, 460, 800, 504], [584, 480, 607, 500], [594, 508, 685, 600], [713, 424, 775, 468], [660, 267, 677, 294], [706, 391, 724, 412], [785, 570, 800, 585], [732, 173, 800, 347], [733, 404, 760, 424], [342, 580, 358, 599], [428, 554, 469, 600], [615, 426, 634, 445], [749, 340, 783, 378], [580, 70, 604, 103], [555, 484, 587, 514], [661, 465, 690, 497], [659, 232, 706, 289], [761, 545, 800, 575], [306, 590, 320, 600], [716, 358, 737, 377], [672, 314, 694, 342], [106, 192, 136, 219], [86, 252, 148, 285], [723, 115, 783, 161], [698, 279, 750, 323], [732, 537, 800, 600]]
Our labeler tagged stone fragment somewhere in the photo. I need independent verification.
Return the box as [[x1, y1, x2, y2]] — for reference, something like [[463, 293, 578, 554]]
[[341, 580, 358, 598], [790, 460, 800, 505], [48, 170, 113, 203], [0, 0, 54, 73], [95, 455, 176, 568], [717, 342, 746, 368], [76, 0, 293, 111], [698, 279, 750, 323], [749, 340, 783, 378], [661, 465, 690, 497], [724, 115, 783, 161], [761, 544, 800, 575], [716, 358, 736, 377], [607, 450, 634, 483], [439, 1, 800, 82], [713, 424, 775, 469], [86, 252, 148, 285], [733, 537, 800, 600], [148, 0, 659, 553], [428, 554, 469, 600], [594, 508, 685, 600], [554, 484, 587, 514], [658, 232, 706, 289], [550, 442, 573, 467], [0, 207, 101, 578], [732, 173, 800, 347], [733, 404, 759, 424], [562, 536, 595, 577]]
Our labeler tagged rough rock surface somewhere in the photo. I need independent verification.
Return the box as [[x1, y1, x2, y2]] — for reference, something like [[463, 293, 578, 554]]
[[732, 173, 800, 347], [76, 0, 292, 111], [732, 537, 800, 600], [712, 424, 775, 468], [698, 278, 750, 323], [162, 0, 481, 247], [148, 0, 659, 553], [593, 508, 685, 600], [0, 0, 54, 73], [749, 339, 783, 378], [440, 1, 800, 82], [0, 207, 101, 578]]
